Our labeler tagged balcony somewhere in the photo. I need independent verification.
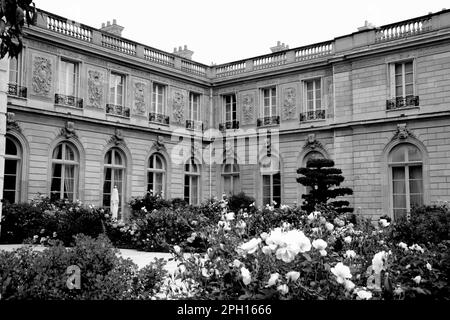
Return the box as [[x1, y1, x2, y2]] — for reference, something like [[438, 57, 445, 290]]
[[7, 83, 27, 98], [55, 94, 83, 108], [257, 116, 280, 127], [299, 110, 326, 122], [186, 119, 203, 131], [149, 112, 170, 125], [386, 96, 419, 110], [219, 120, 239, 131], [106, 104, 130, 118]]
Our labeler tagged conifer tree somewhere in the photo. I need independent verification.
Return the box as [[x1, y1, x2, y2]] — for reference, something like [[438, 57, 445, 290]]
[[297, 158, 353, 214]]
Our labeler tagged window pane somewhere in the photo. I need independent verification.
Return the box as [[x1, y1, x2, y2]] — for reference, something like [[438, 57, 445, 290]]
[[410, 194, 423, 207], [394, 208, 407, 221], [395, 64, 403, 75], [53, 144, 63, 160], [392, 167, 405, 180], [155, 155, 163, 169], [405, 62, 413, 73], [407, 146, 421, 162], [147, 172, 154, 191], [223, 176, 231, 195], [4, 175, 17, 190], [393, 194, 406, 209], [65, 145, 75, 161], [105, 151, 112, 164], [409, 165, 423, 179], [3, 191, 16, 204], [393, 181, 406, 194], [184, 175, 190, 202], [391, 146, 405, 163], [409, 179, 422, 194], [155, 173, 163, 194], [5, 159, 17, 175], [114, 150, 122, 165], [192, 176, 198, 204], [5, 138, 18, 156], [405, 84, 414, 95]]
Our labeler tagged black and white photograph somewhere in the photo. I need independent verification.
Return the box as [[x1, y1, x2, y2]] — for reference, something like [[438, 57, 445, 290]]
[[0, 0, 449, 311]]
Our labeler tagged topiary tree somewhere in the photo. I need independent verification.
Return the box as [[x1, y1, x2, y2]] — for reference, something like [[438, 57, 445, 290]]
[[297, 158, 353, 214]]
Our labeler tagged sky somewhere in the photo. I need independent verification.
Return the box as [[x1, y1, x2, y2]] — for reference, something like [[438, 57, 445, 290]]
[[35, 0, 449, 65]]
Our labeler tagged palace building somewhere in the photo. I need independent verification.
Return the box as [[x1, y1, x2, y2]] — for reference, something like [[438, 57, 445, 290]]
[[1, 8, 450, 221]]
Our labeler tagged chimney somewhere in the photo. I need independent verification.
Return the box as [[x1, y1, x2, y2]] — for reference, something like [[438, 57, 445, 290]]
[[172, 45, 194, 60], [270, 41, 289, 53], [357, 20, 376, 31], [100, 19, 124, 37]]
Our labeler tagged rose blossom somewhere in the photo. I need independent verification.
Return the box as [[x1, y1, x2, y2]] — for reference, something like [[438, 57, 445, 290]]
[[285, 271, 300, 282], [239, 238, 261, 255], [241, 267, 251, 285], [330, 262, 352, 284], [266, 273, 280, 287], [312, 239, 327, 251]]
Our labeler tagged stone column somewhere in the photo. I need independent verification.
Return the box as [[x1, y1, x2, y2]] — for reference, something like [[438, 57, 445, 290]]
[[0, 57, 8, 236]]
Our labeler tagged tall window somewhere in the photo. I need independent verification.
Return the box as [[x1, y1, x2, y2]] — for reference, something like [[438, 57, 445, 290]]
[[60, 60, 79, 97], [262, 87, 277, 118], [393, 61, 414, 98], [3, 136, 22, 204], [222, 161, 240, 196], [224, 94, 237, 122], [109, 73, 125, 106], [184, 158, 200, 205], [147, 153, 166, 197], [50, 142, 79, 201], [305, 79, 321, 112], [103, 148, 126, 215], [260, 156, 281, 207], [389, 144, 423, 220], [9, 57, 20, 84], [152, 83, 166, 114], [188, 92, 200, 121]]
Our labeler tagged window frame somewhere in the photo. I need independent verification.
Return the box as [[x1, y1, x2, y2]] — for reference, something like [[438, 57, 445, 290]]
[[109, 72, 126, 107], [260, 156, 281, 207], [102, 148, 127, 218], [50, 141, 79, 201], [221, 161, 240, 196], [151, 82, 167, 115], [260, 87, 277, 118], [388, 143, 423, 219], [147, 153, 167, 197], [59, 58, 80, 97], [3, 136, 22, 204], [8, 54, 23, 85], [223, 94, 237, 123], [389, 59, 415, 99], [188, 92, 201, 121], [184, 158, 201, 205], [303, 78, 322, 113]]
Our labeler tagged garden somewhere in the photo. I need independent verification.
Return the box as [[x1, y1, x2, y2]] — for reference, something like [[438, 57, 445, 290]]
[[0, 159, 449, 300]]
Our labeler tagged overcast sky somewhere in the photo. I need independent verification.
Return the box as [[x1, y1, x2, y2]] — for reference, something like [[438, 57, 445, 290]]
[[35, 0, 449, 65]]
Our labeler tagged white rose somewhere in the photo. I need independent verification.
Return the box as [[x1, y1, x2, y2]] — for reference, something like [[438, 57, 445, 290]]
[[312, 239, 328, 251], [266, 273, 280, 287], [356, 289, 372, 300], [285, 271, 300, 282], [240, 267, 251, 285], [239, 238, 261, 255], [426, 263, 432, 271], [277, 284, 289, 295], [379, 219, 390, 228], [344, 280, 355, 291], [325, 222, 334, 232], [330, 262, 352, 284], [319, 249, 327, 256], [225, 212, 235, 221], [261, 246, 273, 255], [413, 275, 421, 284], [372, 251, 387, 274], [344, 236, 352, 244], [345, 250, 357, 259], [398, 242, 408, 251]]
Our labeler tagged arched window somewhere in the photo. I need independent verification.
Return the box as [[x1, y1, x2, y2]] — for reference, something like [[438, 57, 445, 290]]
[[103, 148, 126, 217], [184, 158, 200, 205], [147, 153, 166, 197], [222, 161, 240, 196], [389, 143, 423, 220], [3, 136, 22, 203], [260, 156, 281, 207], [50, 142, 79, 201]]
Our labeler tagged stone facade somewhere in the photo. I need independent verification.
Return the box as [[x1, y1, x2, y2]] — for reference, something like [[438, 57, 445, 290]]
[[2, 8, 450, 221]]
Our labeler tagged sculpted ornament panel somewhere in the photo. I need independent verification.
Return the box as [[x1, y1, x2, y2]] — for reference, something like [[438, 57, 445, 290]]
[[133, 82, 146, 115], [32, 56, 52, 96], [282, 87, 296, 120], [242, 93, 255, 125], [172, 91, 185, 124], [87, 70, 104, 108]]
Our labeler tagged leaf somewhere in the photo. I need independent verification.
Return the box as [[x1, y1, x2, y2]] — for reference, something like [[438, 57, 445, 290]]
[[302, 253, 312, 261]]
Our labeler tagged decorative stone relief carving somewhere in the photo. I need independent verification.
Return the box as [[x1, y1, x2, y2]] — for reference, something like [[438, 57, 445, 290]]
[[153, 135, 165, 151], [60, 121, 77, 139], [109, 128, 124, 145], [241, 93, 255, 125], [6, 112, 21, 132], [32, 56, 52, 96], [304, 133, 323, 150], [392, 123, 415, 141], [323, 77, 333, 117], [282, 87, 296, 120], [225, 141, 234, 159], [172, 90, 185, 124], [87, 70, 104, 108], [133, 82, 146, 115]]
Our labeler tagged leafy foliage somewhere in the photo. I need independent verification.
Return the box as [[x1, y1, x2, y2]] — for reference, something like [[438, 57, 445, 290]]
[[0, 0, 37, 58], [297, 158, 354, 214]]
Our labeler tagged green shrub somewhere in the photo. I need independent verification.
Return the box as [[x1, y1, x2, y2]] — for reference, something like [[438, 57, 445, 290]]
[[227, 192, 255, 213], [389, 205, 450, 245], [0, 234, 167, 300]]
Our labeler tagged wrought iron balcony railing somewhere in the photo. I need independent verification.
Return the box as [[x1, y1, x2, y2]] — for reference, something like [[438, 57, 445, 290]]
[[186, 119, 203, 131], [257, 116, 280, 127], [219, 120, 239, 131], [55, 94, 83, 108], [386, 95, 419, 110], [7, 83, 27, 98], [106, 104, 130, 118], [299, 109, 326, 122], [149, 112, 170, 125]]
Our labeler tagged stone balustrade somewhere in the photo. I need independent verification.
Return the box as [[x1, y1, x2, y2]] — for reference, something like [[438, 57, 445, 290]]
[[33, 8, 450, 81]]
